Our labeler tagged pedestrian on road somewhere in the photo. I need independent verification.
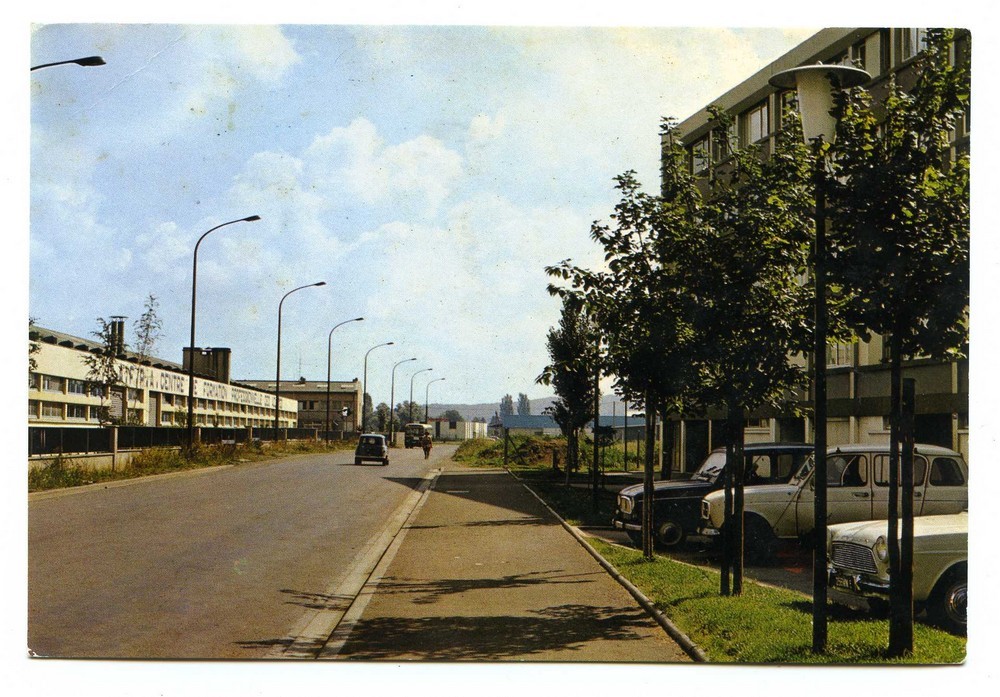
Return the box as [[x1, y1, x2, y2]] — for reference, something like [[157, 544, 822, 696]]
[[421, 433, 432, 460]]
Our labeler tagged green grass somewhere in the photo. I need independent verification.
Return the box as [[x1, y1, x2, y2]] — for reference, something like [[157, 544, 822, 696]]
[[28, 439, 355, 492], [591, 539, 966, 664]]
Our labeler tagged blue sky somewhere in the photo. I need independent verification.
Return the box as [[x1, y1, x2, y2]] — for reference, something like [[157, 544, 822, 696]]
[[26, 21, 826, 407]]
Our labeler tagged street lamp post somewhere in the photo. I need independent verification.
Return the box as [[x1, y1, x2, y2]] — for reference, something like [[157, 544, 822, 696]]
[[326, 317, 364, 443], [187, 215, 261, 450], [31, 55, 106, 71], [409, 368, 433, 423], [769, 62, 869, 654], [388, 357, 417, 446], [362, 342, 394, 433], [425, 377, 445, 426], [274, 282, 327, 434]]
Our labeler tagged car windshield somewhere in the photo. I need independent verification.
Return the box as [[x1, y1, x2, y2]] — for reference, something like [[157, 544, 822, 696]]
[[692, 452, 727, 482], [361, 437, 381, 445]]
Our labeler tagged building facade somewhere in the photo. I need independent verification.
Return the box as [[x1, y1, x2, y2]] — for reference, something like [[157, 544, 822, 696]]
[[29, 324, 298, 429], [239, 378, 363, 435], [664, 28, 970, 471]]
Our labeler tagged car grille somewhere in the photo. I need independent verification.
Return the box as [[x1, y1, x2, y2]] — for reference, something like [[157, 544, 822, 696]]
[[830, 542, 877, 574]]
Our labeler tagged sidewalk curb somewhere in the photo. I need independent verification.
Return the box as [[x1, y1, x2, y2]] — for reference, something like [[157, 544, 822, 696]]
[[507, 469, 708, 663]]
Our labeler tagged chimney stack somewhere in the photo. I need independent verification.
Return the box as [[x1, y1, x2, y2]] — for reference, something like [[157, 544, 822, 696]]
[[109, 316, 127, 356]]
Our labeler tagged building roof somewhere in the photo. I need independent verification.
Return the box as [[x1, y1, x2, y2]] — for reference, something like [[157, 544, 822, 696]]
[[500, 414, 560, 430], [588, 416, 647, 429], [239, 379, 361, 394], [29, 324, 184, 371]]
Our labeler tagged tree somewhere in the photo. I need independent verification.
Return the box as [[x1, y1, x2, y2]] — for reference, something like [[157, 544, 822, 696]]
[[537, 295, 600, 485], [685, 106, 814, 595], [29, 317, 40, 380], [82, 317, 127, 427], [499, 394, 514, 417], [374, 402, 392, 432], [442, 409, 463, 421], [516, 393, 531, 415], [362, 393, 374, 432], [132, 294, 162, 364], [397, 400, 424, 424], [828, 29, 969, 655]]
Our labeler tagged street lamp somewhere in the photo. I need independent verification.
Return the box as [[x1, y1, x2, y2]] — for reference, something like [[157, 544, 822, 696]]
[[769, 62, 869, 654], [274, 282, 327, 433], [425, 377, 445, 425], [388, 357, 417, 446], [362, 342, 394, 433], [325, 317, 364, 443], [409, 368, 433, 423], [31, 56, 106, 71], [187, 215, 261, 450]]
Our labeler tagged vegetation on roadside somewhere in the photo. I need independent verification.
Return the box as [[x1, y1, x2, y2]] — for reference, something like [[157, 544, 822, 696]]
[[28, 439, 354, 492], [591, 539, 965, 664]]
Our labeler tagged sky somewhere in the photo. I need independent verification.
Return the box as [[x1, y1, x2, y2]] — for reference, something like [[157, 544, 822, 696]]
[[23, 19, 827, 408]]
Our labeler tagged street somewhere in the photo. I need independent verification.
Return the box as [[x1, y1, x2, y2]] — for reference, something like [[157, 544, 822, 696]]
[[28, 444, 450, 659]]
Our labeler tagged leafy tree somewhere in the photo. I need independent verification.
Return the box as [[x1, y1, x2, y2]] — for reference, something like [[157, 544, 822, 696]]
[[132, 294, 162, 364], [516, 393, 531, 415], [687, 106, 814, 594], [374, 402, 392, 432], [441, 408, 464, 421], [828, 29, 969, 655], [29, 317, 40, 380], [537, 295, 600, 485], [362, 393, 374, 432], [396, 400, 425, 424], [82, 317, 127, 426], [499, 394, 514, 417]]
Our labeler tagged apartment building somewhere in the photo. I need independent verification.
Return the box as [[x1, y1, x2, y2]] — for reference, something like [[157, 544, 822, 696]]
[[239, 378, 363, 434], [665, 28, 970, 471]]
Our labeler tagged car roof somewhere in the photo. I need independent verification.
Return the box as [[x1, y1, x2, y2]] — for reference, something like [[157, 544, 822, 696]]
[[709, 443, 812, 453], [827, 443, 961, 456]]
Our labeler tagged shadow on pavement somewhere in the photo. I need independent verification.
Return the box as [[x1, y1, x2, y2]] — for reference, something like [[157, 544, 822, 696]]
[[371, 569, 602, 605], [340, 603, 659, 660], [279, 588, 356, 612]]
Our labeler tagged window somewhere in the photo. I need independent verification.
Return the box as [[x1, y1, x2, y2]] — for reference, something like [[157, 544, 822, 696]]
[[690, 136, 710, 173], [957, 413, 969, 430], [873, 454, 928, 487], [41, 402, 64, 418], [899, 28, 927, 63], [162, 412, 174, 424], [827, 454, 867, 487], [777, 90, 798, 130], [28, 373, 39, 390], [852, 40, 867, 71], [741, 101, 769, 147], [127, 388, 142, 402], [712, 127, 733, 163], [929, 458, 965, 487], [67, 404, 87, 420], [29, 400, 39, 419], [827, 342, 853, 367], [68, 379, 86, 394], [41, 374, 63, 393]]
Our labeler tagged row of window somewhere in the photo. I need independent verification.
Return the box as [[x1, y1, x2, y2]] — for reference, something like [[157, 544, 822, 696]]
[[29, 400, 295, 429], [825, 454, 965, 488], [687, 29, 968, 174]]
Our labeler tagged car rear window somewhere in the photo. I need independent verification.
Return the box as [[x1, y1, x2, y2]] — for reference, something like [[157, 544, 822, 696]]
[[929, 457, 966, 486]]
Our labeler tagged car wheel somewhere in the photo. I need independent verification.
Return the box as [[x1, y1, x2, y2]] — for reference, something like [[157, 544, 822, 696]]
[[383, 458, 389, 466], [625, 530, 643, 547], [866, 598, 891, 617], [354, 458, 361, 465], [929, 565, 967, 635], [744, 515, 777, 564], [655, 518, 686, 549]]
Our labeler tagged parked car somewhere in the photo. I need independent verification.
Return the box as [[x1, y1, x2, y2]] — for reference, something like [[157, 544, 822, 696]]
[[613, 443, 812, 548], [827, 511, 967, 634], [355, 434, 389, 466], [699, 443, 968, 561]]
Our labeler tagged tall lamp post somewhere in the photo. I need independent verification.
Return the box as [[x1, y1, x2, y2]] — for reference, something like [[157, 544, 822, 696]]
[[326, 317, 364, 443], [362, 342, 394, 433], [769, 62, 869, 654], [274, 282, 327, 433], [31, 55, 105, 71], [388, 357, 417, 446], [187, 215, 261, 449], [409, 368, 433, 423], [425, 377, 445, 425]]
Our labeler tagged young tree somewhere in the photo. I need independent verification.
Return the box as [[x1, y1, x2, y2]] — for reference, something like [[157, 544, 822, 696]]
[[516, 393, 531, 415], [362, 393, 374, 432], [29, 317, 40, 380], [828, 29, 970, 655], [537, 295, 599, 485], [133, 294, 162, 364], [441, 408, 464, 421], [499, 394, 514, 417], [374, 402, 392, 432], [83, 317, 127, 426], [396, 400, 425, 424]]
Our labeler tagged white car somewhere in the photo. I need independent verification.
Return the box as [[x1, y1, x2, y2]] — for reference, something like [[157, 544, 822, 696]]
[[827, 511, 967, 634], [699, 444, 968, 561]]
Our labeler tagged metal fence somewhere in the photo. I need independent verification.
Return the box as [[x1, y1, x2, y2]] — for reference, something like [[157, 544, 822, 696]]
[[29, 427, 112, 456]]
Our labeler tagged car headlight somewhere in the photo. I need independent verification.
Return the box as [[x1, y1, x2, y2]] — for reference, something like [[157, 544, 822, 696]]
[[874, 535, 888, 562]]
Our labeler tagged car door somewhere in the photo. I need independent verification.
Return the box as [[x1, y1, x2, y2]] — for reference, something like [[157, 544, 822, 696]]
[[872, 453, 929, 518], [921, 455, 969, 515], [794, 453, 873, 535]]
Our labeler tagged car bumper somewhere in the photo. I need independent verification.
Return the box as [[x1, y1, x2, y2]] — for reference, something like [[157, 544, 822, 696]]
[[698, 526, 721, 537], [612, 519, 641, 533], [827, 568, 890, 597]]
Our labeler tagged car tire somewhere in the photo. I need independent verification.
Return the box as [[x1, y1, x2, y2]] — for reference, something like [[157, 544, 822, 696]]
[[744, 515, 777, 564], [928, 564, 967, 635], [354, 458, 362, 465], [655, 518, 686, 549], [383, 458, 389, 466], [625, 530, 643, 547]]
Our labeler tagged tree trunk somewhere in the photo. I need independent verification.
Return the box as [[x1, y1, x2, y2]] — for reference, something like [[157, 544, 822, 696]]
[[592, 366, 600, 513], [658, 403, 672, 480], [642, 391, 656, 559], [721, 429, 734, 597], [887, 331, 909, 657], [731, 403, 746, 596]]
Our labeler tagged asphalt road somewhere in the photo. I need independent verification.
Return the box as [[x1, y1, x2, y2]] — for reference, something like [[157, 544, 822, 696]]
[[28, 443, 451, 659]]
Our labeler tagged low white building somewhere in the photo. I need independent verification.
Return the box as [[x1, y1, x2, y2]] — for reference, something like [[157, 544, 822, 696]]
[[430, 418, 488, 441]]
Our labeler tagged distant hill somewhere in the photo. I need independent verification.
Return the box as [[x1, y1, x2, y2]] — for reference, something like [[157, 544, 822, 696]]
[[428, 394, 641, 422]]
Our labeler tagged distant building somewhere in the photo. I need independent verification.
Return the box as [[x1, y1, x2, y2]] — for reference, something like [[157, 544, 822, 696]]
[[428, 417, 489, 442], [29, 322, 296, 429], [499, 414, 562, 437], [239, 378, 363, 435]]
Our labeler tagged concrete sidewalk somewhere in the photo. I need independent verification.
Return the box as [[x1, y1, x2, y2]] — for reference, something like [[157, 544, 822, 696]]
[[323, 466, 691, 662]]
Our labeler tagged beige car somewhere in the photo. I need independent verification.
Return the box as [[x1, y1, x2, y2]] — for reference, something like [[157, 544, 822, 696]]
[[827, 511, 967, 634], [699, 444, 968, 561]]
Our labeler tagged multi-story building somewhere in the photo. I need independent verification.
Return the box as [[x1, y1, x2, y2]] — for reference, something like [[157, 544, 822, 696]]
[[664, 28, 969, 471], [29, 322, 298, 429], [239, 378, 363, 435]]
